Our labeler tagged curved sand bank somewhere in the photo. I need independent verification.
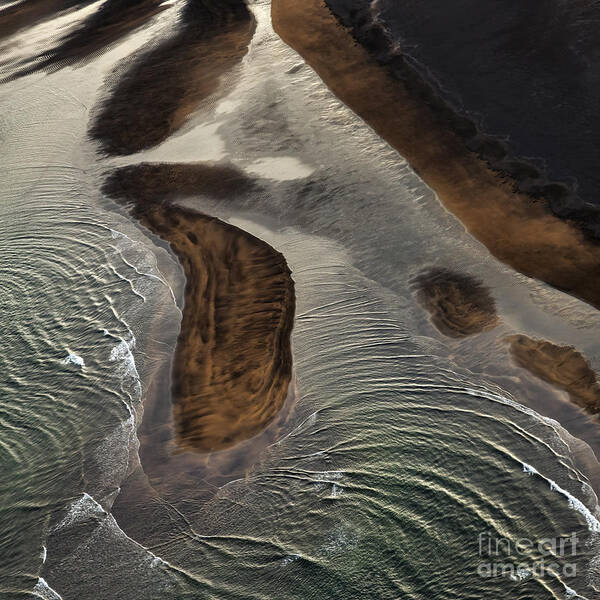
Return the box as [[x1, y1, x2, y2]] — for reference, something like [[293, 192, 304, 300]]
[[507, 335, 600, 416], [412, 268, 499, 338], [90, 0, 255, 155], [271, 0, 600, 311], [104, 163, 295, 453]]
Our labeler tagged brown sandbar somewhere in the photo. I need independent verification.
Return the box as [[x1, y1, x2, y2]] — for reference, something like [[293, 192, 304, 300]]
[[507, 335, 600, 416], [271, 0, 600, 311], [104, 163, 295, 454], [412, 268, 499, 338]]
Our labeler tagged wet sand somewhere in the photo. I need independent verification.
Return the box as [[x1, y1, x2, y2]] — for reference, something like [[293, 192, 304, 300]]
[[412, 268, 499, 338], [507, 335, 600, 416], [104, 163, 295, 454], [11, 0, 167, 76], [0, 0, 89, 42], [89, 0, 255, 155], [271, 0, 600, 311]]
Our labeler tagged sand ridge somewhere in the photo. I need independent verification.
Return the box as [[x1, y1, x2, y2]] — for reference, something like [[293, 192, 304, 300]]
[[507, 335, 600, 416], [104, 163, 295, 453]]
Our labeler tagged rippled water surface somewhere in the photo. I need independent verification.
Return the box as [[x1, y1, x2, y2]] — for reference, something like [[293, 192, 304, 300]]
[[2, 1, 600, 598]]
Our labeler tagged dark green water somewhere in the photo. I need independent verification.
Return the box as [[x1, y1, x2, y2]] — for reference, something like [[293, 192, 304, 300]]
[[2, 1, 600, 598]]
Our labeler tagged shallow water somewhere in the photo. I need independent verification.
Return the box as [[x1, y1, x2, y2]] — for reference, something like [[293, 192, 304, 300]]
[[2, 0, 600, 598]]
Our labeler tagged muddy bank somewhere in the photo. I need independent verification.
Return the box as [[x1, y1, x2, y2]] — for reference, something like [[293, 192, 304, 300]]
[[104, 163, 295, 454], [412, 268, 498, 338], [89, 0, 255, 155], [271, 0, 600, 312], [507, 335, 600, 416]]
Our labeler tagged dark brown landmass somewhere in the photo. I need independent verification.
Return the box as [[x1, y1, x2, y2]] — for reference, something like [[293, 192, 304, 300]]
[[104, 163, 295, 454], [104, 162, 257, 203], [412, 268, 499, 338], [507, 335, 600, 416], [272, 0, 600, 312], [89, 0, 255, 155], [325, 0, 600, 237]]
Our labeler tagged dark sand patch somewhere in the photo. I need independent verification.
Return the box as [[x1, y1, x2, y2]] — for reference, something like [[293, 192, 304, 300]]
[[271, 0, 600, 312], [89, 0, 255, 155], [0, 0, 89, 42], [412, 268, 499, 338], [104, 163, 295, 454], [104, 161, 257, 203], [507, 335, 600, 415], [324, 0, 600, 236], [11, 0, 167, 76]]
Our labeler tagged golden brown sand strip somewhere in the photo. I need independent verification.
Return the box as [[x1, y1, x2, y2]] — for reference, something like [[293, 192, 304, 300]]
[[507, 335, 600, 415], [89, 0, 255, 155], [411, 268, 499, 338], [104, 163, 295, 453], [272, 0, 600, 311]]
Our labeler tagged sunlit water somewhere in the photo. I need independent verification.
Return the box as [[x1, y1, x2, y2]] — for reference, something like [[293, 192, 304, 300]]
[[2, 1, 600, 598]]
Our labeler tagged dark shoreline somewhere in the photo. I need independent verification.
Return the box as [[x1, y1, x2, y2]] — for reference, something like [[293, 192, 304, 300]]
[[272, 0, 600, 316], [324, 0, 600, 240]]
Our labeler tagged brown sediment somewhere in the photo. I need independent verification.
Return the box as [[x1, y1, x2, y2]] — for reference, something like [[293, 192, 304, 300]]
[[507, 335, 600, 415], [89, 0, 255, 155], [12, 0, 167, 76], [104, 162, 295, 454], [412, 268, 499, 338], [104, 162, 257, 203], [271, 0, 600, 311]]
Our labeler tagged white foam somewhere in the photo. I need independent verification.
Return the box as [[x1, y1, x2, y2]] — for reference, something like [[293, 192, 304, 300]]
[[150, 556, 166, 568], [509, 567, 531, 581], [563, 584, 589, 600], [109, 337, 141, 422], [54, 493, 106, 532], [523, 462, 600, 533], [330, 484, 344, 498], [280, 554, 301, 566], [62, 353, 84, 368], [313, 470, 343, 482], [320, 526, 358, 556], [109, 338, 135, 364], [108, 228, 178, 306], [32, 578, 63, 600]]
